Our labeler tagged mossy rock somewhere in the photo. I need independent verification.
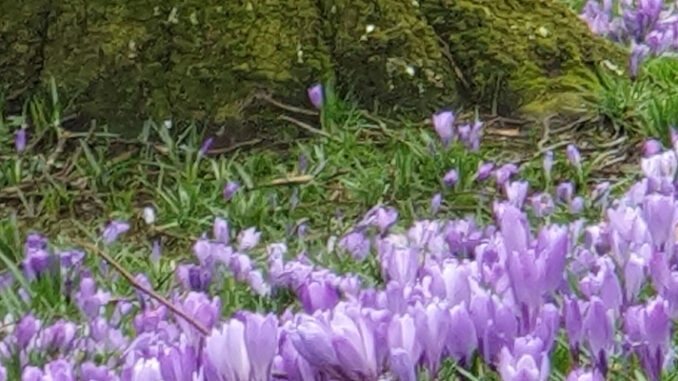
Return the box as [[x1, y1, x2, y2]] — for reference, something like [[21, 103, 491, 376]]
[[0, 0, 626, 135]]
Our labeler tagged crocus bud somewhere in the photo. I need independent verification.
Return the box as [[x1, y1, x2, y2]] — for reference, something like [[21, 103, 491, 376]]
[[15, 128, 27, 153], [570, 197, 585, 214], [494, 163, 518, 186], [566, 144, 581, 168], [223, 181, 240, 201], [199, 137, 214, 156], [431, 193, 442, 214], [432, 110, 455, 147], [298, 153, 308, 173], [443, 169, 459, 187], [101, 220, 130, 245], [213, 217, 229, 243], [543, 150, 553, 176], [16, 314, 40, 348], [307, 83, 324, 109], [151, 240, 162, 264], [556, 182, 575, 202], [476, 162, 494, 181]]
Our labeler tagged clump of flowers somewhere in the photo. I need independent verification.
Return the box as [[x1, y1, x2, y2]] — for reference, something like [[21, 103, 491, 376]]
[[580, 0, 678, 75], [3, 110, 678, 381]]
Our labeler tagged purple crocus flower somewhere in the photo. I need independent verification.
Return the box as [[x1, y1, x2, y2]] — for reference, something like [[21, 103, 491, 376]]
[[223, 181, 240, 201], [213, 217, 229, 244], [101, 220, 130, 245], [494, 163, 518, 186], [130, 358, 163, 381], [431, 193, 442, 214], [570, 196, 585, 214], [446, 303, 477, 366], [530, 192, 554, 217], [0, 364, 5, 381], [177, 292, 221, 345], [16, 314, 40, 348], [504, 181, 529, 208], [151, 239, 162, 264], [374, 207, 398, 235], [630, 42, 651, 77], [158, 342, 199, 381], [307, 83, 324, 109], [498, 346, 549, 381], [556, 182, 575, 202], [200, 137, 214, 156], [43, 360, 75, 381], [583, 297, 614, 373], [241, 312, 279, 381], [204, 319, 250, 381], [415, 301, 450, 376], [237, 227, 261, 251], [15, 128, 27, 153], [432, 110, 455, 147], [387, 314, 422, 381], [477, 162, 494, 181], [22, 367, 44, 381], [22, 245, 52, 280], [38, 320, 77, 352], [566, 144, 582, 169], [80, 362, 118, 381], [443, 169, 459, 187], [298, 278, 340, 313], [176, 264, 212, 292], [339, 230, 371, 261], [75, 276, 111, 318]]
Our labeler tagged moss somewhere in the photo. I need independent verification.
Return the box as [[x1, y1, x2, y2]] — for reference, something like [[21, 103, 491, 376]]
[[327, 0, 458, 116], [165, 0, 331, 124], [42, 1, 170, 125], [38, 0, 330, 129], [419, 0, 627, 115], [0, 0, 50, 105], [1, 0, 628, 135]]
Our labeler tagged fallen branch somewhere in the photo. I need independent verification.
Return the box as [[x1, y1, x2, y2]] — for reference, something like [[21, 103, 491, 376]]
[[72, 239, 210, 336], [264, 174, 314, 187], [256, 91, 319, 116], [278, 114, 337, 141]]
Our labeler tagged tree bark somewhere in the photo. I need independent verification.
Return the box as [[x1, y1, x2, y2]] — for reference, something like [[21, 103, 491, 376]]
[[0, 0, 625, 136]]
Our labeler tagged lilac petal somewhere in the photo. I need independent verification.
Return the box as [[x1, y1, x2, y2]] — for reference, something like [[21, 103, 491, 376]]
[[307, 83, 324, 109]]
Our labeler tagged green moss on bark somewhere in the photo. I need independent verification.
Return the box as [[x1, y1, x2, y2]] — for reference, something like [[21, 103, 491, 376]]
[[327, 0, 457, 115], [1, 0, 627, 134], [0, 0, 50, 101], [419, 0, 626, 115]]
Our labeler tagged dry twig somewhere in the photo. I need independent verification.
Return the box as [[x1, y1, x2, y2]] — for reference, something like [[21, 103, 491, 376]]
[[72, 239, 210, 336]]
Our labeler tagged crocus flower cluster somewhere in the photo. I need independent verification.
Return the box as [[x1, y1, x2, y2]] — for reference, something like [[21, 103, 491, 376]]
[[580, 0, 678, 75], [431, 111, 483, 151], [5, 126, 678, 381]]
